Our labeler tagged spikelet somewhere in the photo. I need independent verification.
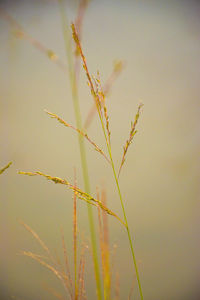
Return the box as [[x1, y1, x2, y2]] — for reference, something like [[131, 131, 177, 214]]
[[18, 171, 126, 227], [45, 110, 110, 164], [84, 60, 124, 129], [71, 23, 101, 112], [95, 72, 111, 145], [99, 74, 111, 144], [0, 161, 12, 175], [113, 60, 123, 73], [72, 23, 112, 151], [47, 49, 58, 61], [118, 103, 143, 178]]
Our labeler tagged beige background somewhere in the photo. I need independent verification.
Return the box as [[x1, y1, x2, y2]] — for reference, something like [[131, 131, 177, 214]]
[[0, 0, 200, 299]]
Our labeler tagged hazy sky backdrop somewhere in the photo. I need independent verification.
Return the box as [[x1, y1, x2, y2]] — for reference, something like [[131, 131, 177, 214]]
[[1, 0, 200, 299]]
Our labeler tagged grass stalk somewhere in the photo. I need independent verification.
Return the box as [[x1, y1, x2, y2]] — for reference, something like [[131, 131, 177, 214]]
[[58, 2, 102, 299], [73, 171, 78, 299], [71, 23, 144, 300], [97, 111, 144, 299], [109, 154, 143, 300], [97, 189, 111, 300], [0, 161, 12, 175], [97, 89, 144, 300]]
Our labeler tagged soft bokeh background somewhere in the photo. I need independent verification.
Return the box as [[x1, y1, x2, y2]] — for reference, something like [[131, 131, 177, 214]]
[[1, 0, 200, 299]]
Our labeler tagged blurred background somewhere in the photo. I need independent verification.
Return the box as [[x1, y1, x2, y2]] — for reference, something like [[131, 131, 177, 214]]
[[0, 0, 200, 299]]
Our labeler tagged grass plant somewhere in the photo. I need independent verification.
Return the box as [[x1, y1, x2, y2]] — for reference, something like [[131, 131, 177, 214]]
[[1, 2, 144, 299], [71, 23, 143, 299], [19, 179, 88, 300]]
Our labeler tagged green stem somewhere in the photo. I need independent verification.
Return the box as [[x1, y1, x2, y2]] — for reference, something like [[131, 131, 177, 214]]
[[109, 154, 143, 300], [58, 2, 102, 299], [97, 109, 143, 299]]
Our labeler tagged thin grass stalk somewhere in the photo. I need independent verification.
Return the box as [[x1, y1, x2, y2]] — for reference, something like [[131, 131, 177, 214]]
[[57, 2, 102, 299], [73, 171, 78, 300], [0, 161, 12, 175], [22, 250, 73, 299], [108, 158, 143, 299], [101, 190, 111, 300], [42, 283, 65, 300], [61, 228, 74, 296], [128, 277, 136, 300], [71, 24, 143, 300], [97, 203, 108, 300], [114, 272, 120, 300], [74, 0, 90, 83], [97, 189, 111, 300], [45, 110, 110, 164], [78, 245, 86, 300], [20, 221, 73, 297], [79, 252, 86, 300]]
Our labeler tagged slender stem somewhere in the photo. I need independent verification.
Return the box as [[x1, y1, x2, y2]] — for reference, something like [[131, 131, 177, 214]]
[[95, 96, 144, 299], [109, 153, 143, 300], [58, 2, 102, 299]]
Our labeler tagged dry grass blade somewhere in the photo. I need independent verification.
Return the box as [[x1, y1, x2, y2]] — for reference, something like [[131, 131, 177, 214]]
[[114, 272, 120, 300], [0, 161, 12, 175], [75, 0, 90, 35], [45, 110, 111, 164], [118, 103, 143, 178], [60, 228, 73, 297], [18, 171, 126, 226], [74, 0, 90, 56], [19, 220, 55, 261], [20, 221, 73, 298], [73, 170, 78, 300], [78, 245, 87, 300], [101, 189, 111, 299], [103, 60, 124, 96], [97, 189, 111, 300], [21, 250, 73, 298], [79, 257, 86, 300], [128, 278, 136, 300], [21, 251, 63, 281], [0, 9, 67, 72], [42, 283, 65, 300]]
